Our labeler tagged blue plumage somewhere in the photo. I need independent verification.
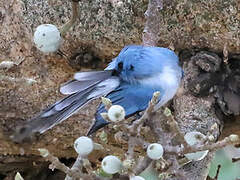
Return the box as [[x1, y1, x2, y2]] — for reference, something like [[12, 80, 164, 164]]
[[14, 45, 182, 142], [88, 45, 182, 134]]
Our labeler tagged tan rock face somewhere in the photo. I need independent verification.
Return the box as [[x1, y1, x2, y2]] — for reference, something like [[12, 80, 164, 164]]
[[0, 0, 239, 157]]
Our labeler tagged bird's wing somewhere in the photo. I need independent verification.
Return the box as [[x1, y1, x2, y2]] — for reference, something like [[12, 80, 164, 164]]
[[87, 83, 158, 135], [60, 70, 113, 95], [13, 71, 120, 142], [38, 76, 120, 131], [104, 83, 158, 116]]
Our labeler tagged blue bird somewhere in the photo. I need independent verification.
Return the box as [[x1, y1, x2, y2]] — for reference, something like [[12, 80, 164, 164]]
[[14, 45, 183, 142]]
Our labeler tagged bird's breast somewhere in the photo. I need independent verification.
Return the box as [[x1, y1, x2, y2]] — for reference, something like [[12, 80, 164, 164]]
[[138, 65, 182, 108]]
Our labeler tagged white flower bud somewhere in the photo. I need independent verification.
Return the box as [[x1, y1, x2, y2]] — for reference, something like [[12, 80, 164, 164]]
[[184, 131, 209, 161], [122, 159, 135, 169], [130, 176, 145, 180], [107, 105, 125, 122], [33, 24, 61, 53], [100, 112, 109, 120], [210, 123, 218, 130], [101, 155, 122, 174], [147, 143, 164, 160], [208, 135, 215, 141], [229, 134, 239, 142], [38, 148, 49, 157], [101, 97, 112, 107], [163, 107, 172, 117], [74, 136, 93, 157], [15, 172, 24, 180]]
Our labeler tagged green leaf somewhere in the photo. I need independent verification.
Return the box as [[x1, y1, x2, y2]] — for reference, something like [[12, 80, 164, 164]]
[[209, 145, 240, 180]]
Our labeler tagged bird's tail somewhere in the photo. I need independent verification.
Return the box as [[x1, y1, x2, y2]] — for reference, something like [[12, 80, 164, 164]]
[[12, 71, 119, 142]]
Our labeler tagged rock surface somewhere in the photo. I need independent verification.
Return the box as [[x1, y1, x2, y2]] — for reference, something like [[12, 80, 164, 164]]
[[0, 0, 239, 179]]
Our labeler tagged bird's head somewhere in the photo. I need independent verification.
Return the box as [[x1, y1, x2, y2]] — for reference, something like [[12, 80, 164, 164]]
[[107, 45, 179, 84]]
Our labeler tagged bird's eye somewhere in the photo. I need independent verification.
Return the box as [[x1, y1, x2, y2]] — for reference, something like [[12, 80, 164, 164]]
[[118, 62, 123, 70], [130, 65, 134, 71]]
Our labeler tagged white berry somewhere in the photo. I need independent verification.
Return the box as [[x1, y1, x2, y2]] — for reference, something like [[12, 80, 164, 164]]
[[33, 24, 61, 53], [74, 136, 93, 157], [107, 105, 125, 122], [130, 176, 145, 180], [147, 143, 164, 160], [101, 155, 122, 174], [184, 131, 209, 161]]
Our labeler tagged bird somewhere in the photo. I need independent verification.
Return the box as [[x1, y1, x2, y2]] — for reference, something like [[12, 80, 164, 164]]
[[13, 45, 183, 142]]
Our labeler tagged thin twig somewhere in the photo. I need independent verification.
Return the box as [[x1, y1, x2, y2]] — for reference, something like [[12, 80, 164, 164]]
[[164, 108, 190, 149], [133, 156, 152, 175], [165, 135, 240, 155], [38, 149, 83, 179], [128, 91, 160, 135], [232, 157, 240, 163], [184, 135, 240, 154], [38, 149, 92, 180], [126, 137, 149, 160], [142, 0, 163, 46], [60, 1, 79, 36], [65, 155, 83, 180], [117, 93, 159, 176]]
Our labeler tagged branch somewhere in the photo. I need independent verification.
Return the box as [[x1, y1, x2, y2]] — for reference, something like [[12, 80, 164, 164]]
[[38, 149, 94, 179], [65, 155, 83, 180], [164, 108, 190, 149], [183, 135, 240, 154], [128, 91, 160, 135], [60, 1, 79, 36], [142, 0, 163, 46], [134, 157, 152, 175]]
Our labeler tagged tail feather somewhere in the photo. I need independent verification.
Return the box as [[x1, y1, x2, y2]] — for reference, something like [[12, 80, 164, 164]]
[[54, 89, 92, 111], [13, 87, 94, 142], [60, 79, 100, 95], [60, 70, 113, 95], [36, 98, 91, 133], [12, 72, 120, 142], [74, 71, 112, 81]]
